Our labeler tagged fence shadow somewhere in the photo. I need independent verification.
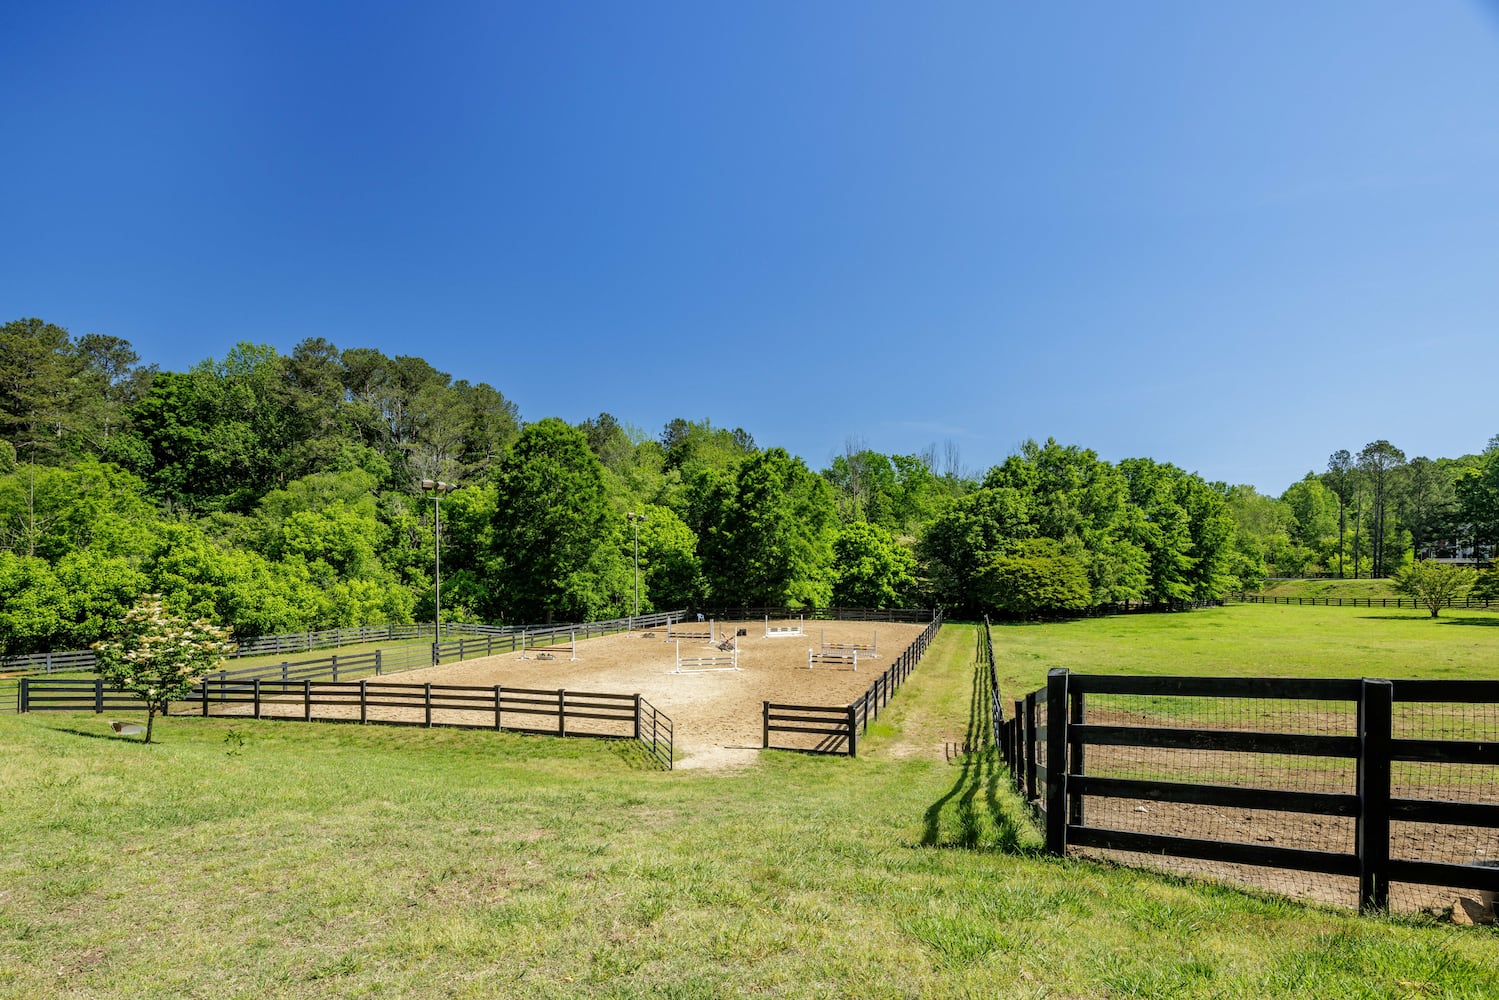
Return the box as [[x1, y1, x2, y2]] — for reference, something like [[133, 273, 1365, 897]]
[[920, 647, 1035, 853]]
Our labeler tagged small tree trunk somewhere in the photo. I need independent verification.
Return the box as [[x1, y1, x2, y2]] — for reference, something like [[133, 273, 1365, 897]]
[[144, 706, 156, 744]]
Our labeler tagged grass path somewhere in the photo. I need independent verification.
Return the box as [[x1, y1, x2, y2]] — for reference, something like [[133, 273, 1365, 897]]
[[2, 617, 1496, 998]]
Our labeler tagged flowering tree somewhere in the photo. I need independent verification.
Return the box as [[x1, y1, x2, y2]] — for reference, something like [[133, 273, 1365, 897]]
[[92, 595, 235, 743]]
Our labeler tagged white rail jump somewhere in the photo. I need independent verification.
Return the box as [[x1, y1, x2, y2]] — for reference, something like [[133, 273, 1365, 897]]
[[765, 615, 804, 638], [819, 628, 877, 657], [673, 638, 739, 673], [666, 618, 717, 644], [808, 647, 859, 671], [517, 630, 579, 662]]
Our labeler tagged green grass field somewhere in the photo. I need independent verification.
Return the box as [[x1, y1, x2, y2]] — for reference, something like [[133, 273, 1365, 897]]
[[1254, 578, 1401, 600], [2, 616, 1496, 998], [991, 603, 1499, 700]]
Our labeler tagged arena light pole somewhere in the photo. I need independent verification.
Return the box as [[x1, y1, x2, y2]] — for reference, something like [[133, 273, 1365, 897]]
[[421, 479, 462, 661], [627, 511, 647, 618]]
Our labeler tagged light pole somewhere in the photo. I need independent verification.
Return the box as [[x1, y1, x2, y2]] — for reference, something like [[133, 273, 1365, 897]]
[[627, 511, 647, 617], [421, 479, 461, 656]]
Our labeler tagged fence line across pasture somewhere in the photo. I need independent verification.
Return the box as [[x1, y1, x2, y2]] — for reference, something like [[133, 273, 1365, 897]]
[[997, 667, 1499, 914], [694, 606, 936, 624], [1232, 594, 1497, 611], [763, 615, 943, 756], [19, 675, 675, 769]]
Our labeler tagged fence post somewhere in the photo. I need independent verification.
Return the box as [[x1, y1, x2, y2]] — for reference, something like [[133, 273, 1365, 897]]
[[332, 655, 338, 682], [20, 678, 28, 714], [304, 680, 312, 722], [633, 694, 641, 740], [375, 649, 382, 677], [1358, 678, 1394, 913], [558, 689, 566, 737], [253, 678, 261, 719], [494, 685, 503, 731], [1069, 688, 1086, 829], [1024, 692, 1039, 801], [424, 683, 432, 727], [95, 677, 104, 714], [201, 679, 209, 717], [846, 704, 858, 757], [431, 642, 439, 667], [1045, 668, 1069, 857], [763, 702, 770, 748], [360, 679, 367, 724]]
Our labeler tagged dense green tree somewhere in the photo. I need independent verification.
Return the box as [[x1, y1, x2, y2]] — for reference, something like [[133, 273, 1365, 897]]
[[917, 486, 1032, 612], [485, 418, 625, 622], [830, 522, 917, 607], [697, 448, 836, 606], [977, 539, 1092, 616]]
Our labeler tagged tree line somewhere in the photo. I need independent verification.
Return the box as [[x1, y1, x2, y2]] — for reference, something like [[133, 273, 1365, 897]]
[[3, 317, 1496, 654]]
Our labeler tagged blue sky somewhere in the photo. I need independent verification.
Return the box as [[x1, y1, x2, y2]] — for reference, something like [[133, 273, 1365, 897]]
[[4, 1, 1498, 494]]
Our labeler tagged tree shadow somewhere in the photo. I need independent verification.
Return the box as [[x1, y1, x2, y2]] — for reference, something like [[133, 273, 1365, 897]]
[[1438, 617, 1499, 627], [45, 724, 146, 744]]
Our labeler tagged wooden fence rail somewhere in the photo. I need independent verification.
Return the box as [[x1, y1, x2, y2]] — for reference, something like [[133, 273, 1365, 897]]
[[763, 614, 943, 756], [1232, 594, 1497, 611], [18, 677, 674, 770], [998, 668, 1499, 912]]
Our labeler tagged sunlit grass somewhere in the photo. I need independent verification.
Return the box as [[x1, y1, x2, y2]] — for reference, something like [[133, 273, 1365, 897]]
[[2, 619, 1496, 998]]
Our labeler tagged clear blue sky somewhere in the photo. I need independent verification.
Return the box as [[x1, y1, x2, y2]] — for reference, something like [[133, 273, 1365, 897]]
[[4, 1, 1498, 494]]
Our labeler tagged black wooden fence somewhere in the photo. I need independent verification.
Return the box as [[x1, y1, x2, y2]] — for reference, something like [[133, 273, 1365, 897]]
[[20, 675, 674, 769], [999, 668, 1499, 912], [697, 606, 936, 624], [1233, 595, 1496, 611], [762, 615, 943, 756]]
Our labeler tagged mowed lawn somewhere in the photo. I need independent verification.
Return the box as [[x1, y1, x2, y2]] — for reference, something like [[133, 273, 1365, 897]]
[[992, 602, 1499, 700], [2, 620, 1496, 999]]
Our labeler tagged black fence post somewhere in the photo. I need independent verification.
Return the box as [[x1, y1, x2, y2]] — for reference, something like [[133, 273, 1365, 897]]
[[558, 689, 566, 736], [1045, 668, 1069, 857], [253, 678, 261, 719], [20, 678, 28, 713], [201, 680, 209, 717], [494, 684, 503, 731], [847, 704, 858, 757], [95, 677, 104, 714], [375, 649, 382, 677], [633, 693, 641, 740], [424, 683, 432, 727], [304, 680, 312, 722], [763, 702, 770, 749], [360, 680, 368, 724], [1358, 678, 1394, 913], [1024, 692, 1038, 801]]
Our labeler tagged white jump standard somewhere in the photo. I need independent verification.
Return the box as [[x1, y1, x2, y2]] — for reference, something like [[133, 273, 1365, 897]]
[[673, 638, 740, 673], [764, 615, 805, 638]]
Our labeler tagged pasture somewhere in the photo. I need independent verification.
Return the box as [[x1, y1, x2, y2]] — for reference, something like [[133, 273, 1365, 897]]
[[2, 615, 1497, 998]]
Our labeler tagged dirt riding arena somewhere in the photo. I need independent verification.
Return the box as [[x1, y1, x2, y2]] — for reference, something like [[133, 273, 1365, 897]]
[[314, 619, 925, 770]]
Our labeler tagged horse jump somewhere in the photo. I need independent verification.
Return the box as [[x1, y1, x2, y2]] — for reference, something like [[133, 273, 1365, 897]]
[[666, 619, 717, 644], [819, 628, 876, 657], [765, 615, 804, 638], [517, 630, 579, 662], [673, 638, 739, 673], [808, 647, 858, 671]]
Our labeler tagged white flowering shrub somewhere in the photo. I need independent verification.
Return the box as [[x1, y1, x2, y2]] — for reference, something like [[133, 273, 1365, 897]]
[[92, 594, 235, 743]]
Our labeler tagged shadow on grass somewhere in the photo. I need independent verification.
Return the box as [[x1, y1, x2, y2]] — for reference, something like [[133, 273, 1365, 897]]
[[1358, 614, 1499, 626], [921, 635, 1038, 853], [46, 724, 147, 744]]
